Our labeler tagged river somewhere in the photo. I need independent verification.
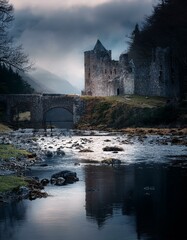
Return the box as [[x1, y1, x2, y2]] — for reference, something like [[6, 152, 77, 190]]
[[0, 129, 187, 240]]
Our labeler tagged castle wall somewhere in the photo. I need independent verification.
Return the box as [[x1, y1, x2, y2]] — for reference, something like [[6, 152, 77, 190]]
[[84, 42, 134, 97], [134, 62, 150, 96], [85, 50, 121, 96], [149, 47, 180, 98], [134, 47, 180, 98], [119, 66, 134, 95], [84, 41, 181, 99]]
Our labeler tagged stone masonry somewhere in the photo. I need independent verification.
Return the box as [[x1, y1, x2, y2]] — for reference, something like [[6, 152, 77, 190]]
[[0, 94, 84, 127], [83, 40, 181, 99], [83, 40, 134, 96]]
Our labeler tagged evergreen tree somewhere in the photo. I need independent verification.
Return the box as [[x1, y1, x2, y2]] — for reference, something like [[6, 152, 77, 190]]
[[0, 64, 34, 94], [129, 0, 187, 66]]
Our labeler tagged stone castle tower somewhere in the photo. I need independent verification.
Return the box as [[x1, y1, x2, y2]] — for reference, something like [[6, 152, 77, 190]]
[[83, 40, 134, 96]]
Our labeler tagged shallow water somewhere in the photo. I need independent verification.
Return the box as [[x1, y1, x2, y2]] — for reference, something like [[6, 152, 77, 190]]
[[0, 131, 187, 240]]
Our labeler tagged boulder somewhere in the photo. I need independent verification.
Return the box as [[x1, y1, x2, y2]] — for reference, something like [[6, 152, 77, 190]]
[[103, 146, 124, 151], [27, 153, 37, 159], [101, 158, 121, 165], [56, 149, 65, 156], [79, 149, 94, 153], [45, 151, 53, 158], [55, 177, 65, 186], [41, 178, 50, 186], [18, 186, 30, 198], [50, 178, 56, 184], [29, 190, 48, 200], [51, 170, 79, 184]]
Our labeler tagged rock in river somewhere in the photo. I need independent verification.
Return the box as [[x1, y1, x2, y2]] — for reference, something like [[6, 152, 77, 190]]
[[101, 158, 121, 165], [55, 177, 66, 186], [56, 149, 65, 156], [51, 170, 79, 184], [103, 146, 124, 151], [45, 151, 53, 158], [41, 178, 50, 186]]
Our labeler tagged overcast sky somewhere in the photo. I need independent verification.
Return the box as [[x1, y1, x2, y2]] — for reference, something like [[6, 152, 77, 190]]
[[10, 0, 158, 90]]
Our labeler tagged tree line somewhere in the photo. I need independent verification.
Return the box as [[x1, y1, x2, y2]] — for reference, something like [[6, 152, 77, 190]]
[[129, 0, 187, 68], [0, 64, 34, 93]]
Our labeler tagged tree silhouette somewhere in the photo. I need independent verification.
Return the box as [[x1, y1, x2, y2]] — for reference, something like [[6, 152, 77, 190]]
[[129, 0, 187, 67], [0, 64, 34, 93], [0, 0, 31, 71]]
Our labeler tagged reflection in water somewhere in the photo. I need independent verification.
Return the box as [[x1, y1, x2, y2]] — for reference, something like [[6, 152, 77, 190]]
[[0, 201, 26, 240], [0, 163, 187, 240], [84, 163, 187, 240], [135, 164, 187, 240], [85, 165, 134, 228]]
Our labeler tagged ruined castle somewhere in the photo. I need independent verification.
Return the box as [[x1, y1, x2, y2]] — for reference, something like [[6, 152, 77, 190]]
[[83, 40, 134, 96], [83, 40, 182, 99]]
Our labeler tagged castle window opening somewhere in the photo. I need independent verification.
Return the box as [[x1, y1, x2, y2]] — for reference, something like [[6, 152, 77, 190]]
[[114, 69, 116, 74], [117, 88, 120, 95], [105, 69, 107, 74]]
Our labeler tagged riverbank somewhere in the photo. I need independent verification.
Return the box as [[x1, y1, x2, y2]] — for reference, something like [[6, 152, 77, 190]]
[[0, 142, 49, 202], [78, 95, 187, 129], [78, 126, 187, 136]]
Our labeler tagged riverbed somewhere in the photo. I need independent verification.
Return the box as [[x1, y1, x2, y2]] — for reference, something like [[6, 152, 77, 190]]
[[0, 129, 187, 240]]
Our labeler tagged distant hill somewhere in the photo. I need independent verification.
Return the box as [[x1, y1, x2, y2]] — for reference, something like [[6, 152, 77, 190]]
[[22, 68, 80, 94]]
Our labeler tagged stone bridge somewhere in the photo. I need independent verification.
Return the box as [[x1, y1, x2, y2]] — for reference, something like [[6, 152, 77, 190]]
[[0, 94, 85, 128]]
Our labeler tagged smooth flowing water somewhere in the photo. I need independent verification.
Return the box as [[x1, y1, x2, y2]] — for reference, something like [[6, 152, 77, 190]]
[[0, 131, 187, 240]]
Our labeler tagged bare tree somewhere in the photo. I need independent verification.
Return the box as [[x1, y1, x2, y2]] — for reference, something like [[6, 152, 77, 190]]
[[0, 0, 31, 71]]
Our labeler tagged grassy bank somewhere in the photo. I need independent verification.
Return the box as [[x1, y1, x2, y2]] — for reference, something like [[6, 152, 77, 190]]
[[0, 176, 27, 192], [78, 95, 182, 129], [0, 144, 30, 160], [0, 145, 33, 193]]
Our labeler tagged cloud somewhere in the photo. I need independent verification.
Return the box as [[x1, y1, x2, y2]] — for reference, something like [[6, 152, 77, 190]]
[[11, 0, 112, 10], [11, 0, 158, 89]]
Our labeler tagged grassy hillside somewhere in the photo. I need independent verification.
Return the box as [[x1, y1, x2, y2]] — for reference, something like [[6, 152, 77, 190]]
[[78, 95, 181, 129]]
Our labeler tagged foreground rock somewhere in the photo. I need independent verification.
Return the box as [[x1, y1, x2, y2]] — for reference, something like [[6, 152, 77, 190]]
[[23, 177, 48, 200], [0, 177, 48, 202], [51, 170, 79, 185]]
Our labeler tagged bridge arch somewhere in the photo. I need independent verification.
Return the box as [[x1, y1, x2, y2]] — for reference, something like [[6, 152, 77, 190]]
[[0, 94, 84, 128], [43, 106, 74, 128]]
